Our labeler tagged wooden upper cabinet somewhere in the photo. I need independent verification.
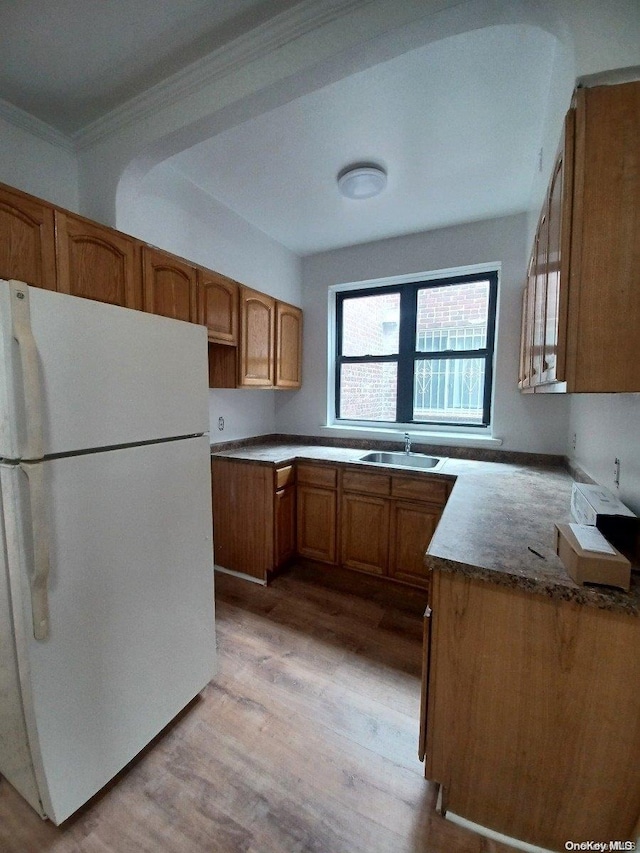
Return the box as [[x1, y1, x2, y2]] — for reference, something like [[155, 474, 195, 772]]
[[531, 213, 548, 386], [55, 211, 141, 309], [275, 301, 302, 389], [0, 183, 56, 291], [541, 149, 565, 384], [520, 80, 640, 394], [518, 283, 531, 390], [197, 268, 238, 344], [142, 246, 197, 322], [238, 286, 276, 387], [565, 81, 640, 392]]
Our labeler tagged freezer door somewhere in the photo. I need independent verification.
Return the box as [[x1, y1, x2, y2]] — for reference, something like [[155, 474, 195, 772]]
[[0, 281, 209, 459], [3, 435, 216, 824]]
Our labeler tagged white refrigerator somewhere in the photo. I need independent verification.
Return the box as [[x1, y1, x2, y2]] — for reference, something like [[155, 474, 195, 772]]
[[0, 280, 216, 824]]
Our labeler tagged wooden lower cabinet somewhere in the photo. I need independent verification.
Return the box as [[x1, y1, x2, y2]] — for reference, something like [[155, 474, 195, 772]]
[[211, 458, 448, 590], [388, 501, 441, 587], [423, 569, 640, 849], [211, 458, 273, 581], [211, 457, 296, 582], [340, 470, 448, 589], [296, 463, 338, 564], [340, 493, 390, 575]]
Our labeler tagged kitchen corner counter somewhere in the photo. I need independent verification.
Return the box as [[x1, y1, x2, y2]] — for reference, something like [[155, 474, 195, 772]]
[[210, 441, 640, 615]]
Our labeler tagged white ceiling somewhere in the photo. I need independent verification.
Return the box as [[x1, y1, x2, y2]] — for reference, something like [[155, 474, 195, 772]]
[[167, 23, 557, 255], [0, 0, 298, 133], [0, 2, 558, 257]]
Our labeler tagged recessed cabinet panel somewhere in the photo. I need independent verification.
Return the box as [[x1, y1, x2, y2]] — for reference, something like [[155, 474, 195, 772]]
[[239, 287, 275, 386], [198, 269, 238, 344], [296, 484, 337, 564], [388, 501, 441, 588], [56, 212, 141, 309], [275, 302, 302, 388], [142, 247, 196, 323], [340, 493, 389, 575], [0, 184, 56, 291]]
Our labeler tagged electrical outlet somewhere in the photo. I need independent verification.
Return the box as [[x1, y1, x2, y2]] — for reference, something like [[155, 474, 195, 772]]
[[218, 416, 225, 431], [572, 433, 577, 451], [614, 457, 621, 488]]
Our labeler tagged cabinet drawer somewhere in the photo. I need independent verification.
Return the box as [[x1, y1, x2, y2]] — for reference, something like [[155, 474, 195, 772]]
[[391, 476, 448, 505], [297, 464, 337, 489], [342, 470, 391, 496], [275, 465, 295, 490]]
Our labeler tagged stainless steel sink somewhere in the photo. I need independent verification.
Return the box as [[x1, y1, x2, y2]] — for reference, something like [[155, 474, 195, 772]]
[[358, 451, 446, 471]]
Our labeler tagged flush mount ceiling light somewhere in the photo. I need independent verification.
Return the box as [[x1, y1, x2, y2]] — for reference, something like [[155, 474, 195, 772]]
[[337, 163, 387, 199]]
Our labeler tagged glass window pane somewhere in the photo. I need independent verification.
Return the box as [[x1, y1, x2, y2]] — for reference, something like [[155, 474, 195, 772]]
[[341, 293, 400, 356], [339, 362, 397, 421], [416, 281, 489, 352], [413, 358, 485, 424]]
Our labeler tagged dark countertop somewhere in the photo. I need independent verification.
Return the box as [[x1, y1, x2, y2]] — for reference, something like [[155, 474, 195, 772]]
[[211, 441, 639, 615]]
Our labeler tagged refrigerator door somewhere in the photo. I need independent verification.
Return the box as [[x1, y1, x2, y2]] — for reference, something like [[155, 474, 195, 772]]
[[2, 435, 216, 824], [0, 470, 46, 818], [0, 281, 209, 460]]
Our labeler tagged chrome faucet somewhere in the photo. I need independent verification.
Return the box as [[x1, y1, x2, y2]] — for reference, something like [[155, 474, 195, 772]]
[[404, 432, 411, 454]]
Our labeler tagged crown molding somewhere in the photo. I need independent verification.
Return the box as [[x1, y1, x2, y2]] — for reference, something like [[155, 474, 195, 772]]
[[73, 0, 370, 151], [0, 97, 75, 152]]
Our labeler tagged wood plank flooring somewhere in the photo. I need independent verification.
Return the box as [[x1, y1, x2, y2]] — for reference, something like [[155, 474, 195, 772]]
[[0, 564, 518, 852]]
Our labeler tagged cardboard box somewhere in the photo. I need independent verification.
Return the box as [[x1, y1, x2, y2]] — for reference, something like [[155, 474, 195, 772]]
[[555, 523, 631, 592]]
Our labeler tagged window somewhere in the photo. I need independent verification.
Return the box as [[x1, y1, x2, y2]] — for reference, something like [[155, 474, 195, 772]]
[[335, 271, 498, 427]]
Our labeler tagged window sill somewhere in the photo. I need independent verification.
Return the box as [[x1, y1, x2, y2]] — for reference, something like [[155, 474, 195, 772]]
[[320, 423, 503, 449]]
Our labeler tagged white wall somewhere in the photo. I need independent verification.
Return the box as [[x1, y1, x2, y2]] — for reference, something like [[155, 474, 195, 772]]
[[118, 164, 301, 303], [0, 106, 78, 211], [569, 397, 640, 514], [281, 213, 568, 454], [117, 164, 301, 443]]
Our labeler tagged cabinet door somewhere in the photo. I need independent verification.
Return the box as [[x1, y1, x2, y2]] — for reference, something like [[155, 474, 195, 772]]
[[275, 301, 302, 388], [296, 485, 337, 564], [518, 284, 531, 389], [427, 570, 640, 850], [275, 484, 296, 568], [142, 246, 196, 322], [567, 83, 640, 391], [388, 501, 441, 589], [55, 211, 141, 309], [0, 184, 56, 290], [239, 286, 276, 386], [211, 458, 273, 581], [531, 211, 548, 386], [340, 492, 389, 576], [197, 269, 238, 344], [541, 153, 563, 384]]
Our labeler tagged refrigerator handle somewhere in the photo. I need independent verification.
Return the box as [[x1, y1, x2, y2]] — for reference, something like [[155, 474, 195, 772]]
[[20, 463, 50, 641], [10, 281, 44, 461]]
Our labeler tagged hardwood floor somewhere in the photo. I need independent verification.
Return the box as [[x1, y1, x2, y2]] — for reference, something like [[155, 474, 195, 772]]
[[0, 565, 518, 852]]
